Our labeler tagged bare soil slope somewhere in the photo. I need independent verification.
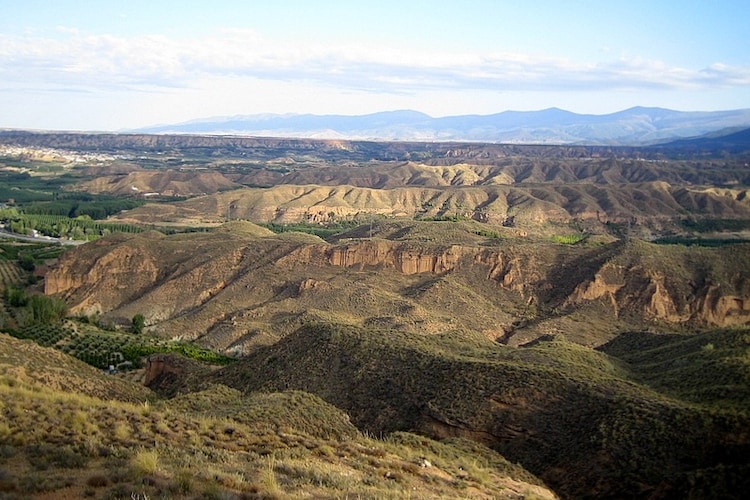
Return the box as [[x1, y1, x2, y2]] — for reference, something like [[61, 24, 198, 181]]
[[45, 222, 750, 355], [73, 169, 241, 197], [113, 182, 750, 231]]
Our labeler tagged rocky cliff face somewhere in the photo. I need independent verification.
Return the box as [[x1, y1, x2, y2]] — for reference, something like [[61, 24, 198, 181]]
[[45, 228, 750, 348], [45, 234, 162, 317], [143, 353, 213, 397], [292, 239, 750, 328], [326, 241, 468, 274], [562, 248, 750, 326], [698, 288, 750, 326]]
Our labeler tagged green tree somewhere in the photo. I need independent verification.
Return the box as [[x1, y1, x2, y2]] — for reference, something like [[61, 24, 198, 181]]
[[18, 253, 35, 272], [27, 294, 68, 324], [131, 313, 146, 335], [3, 286, 28, 307]]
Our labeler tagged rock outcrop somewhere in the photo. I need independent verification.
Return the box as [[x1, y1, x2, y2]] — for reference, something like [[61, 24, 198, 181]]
[[326, 241, 468, 274], [563, 250, 750, 326], [44, 230, 750, 348], [696, 286, 750, 326], [44, 234, 162, 317]]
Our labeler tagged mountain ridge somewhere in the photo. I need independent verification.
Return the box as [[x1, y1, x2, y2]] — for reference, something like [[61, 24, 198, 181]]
[[134, 107, 750, 145]]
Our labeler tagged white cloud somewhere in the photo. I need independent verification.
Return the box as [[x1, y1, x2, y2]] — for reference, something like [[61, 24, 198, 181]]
[[2, 28, 749, 98]]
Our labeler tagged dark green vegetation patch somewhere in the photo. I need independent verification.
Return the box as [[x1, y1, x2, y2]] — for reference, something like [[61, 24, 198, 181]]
[[194, 322, 750, 499], [4, 320, 235, 370]]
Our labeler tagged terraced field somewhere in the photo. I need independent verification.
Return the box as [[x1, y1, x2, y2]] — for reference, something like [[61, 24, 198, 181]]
[[7, 320, 234, 370], [0, 259, 23, 287]]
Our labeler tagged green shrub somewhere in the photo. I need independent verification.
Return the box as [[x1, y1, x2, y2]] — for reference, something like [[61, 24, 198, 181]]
[[551, 234, 586, 245], [27, 294, 68, 324], [18, 254, 35, 272], [131, 314, 145, 335]]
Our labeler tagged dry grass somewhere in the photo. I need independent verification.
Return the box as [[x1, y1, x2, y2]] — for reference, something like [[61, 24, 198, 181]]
[[0, 331, 556, 499], [130, 448, 160, 476], [199, 321, 750, 499]]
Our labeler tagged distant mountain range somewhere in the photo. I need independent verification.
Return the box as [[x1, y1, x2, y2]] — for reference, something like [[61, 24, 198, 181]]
[[135, 107, 750, 145], [657, 126, 750, 153]]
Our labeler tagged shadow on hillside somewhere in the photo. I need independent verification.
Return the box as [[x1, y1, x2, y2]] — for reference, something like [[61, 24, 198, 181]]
[[597, 330, 686, 358], [538, 239, 626, 308]]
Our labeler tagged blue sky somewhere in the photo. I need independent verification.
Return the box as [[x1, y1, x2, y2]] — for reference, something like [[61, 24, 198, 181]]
[[1, 0, 748, 130]]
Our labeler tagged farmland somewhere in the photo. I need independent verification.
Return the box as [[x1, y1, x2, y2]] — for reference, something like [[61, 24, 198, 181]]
[[8, 320, 234, 369], [0, 259, 23, 288]]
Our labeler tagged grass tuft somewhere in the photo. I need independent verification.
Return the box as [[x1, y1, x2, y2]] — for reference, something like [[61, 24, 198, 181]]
[[130, 448, 160, 476]]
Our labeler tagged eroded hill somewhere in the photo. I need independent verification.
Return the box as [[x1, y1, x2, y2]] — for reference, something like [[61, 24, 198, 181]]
[[111, 182, 750, 232], [72, 169, 242, 197], [45, 221, 750, 354], [6, 132, 750, 499], [5, 131, 750, 238]]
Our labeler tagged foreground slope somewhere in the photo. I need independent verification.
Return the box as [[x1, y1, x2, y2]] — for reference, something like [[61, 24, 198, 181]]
[[158, 323, 749, 499], [0, 333, 153, 403], [0, 333, 556, 499]]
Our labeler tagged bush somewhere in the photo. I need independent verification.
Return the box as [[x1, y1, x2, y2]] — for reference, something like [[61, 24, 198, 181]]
[[18, 254, 35, 272], [3, 286, 28, 307], [130, 449, 159, 476], [3, 288, 67, 325], [27, 294, 68, 324], [131, 314, 145, 335], [551, 234, 586, 245]]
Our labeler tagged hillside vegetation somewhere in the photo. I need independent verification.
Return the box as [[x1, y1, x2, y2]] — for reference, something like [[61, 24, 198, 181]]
[[0, 333, 555, 499], [151, 322, 749, 499]]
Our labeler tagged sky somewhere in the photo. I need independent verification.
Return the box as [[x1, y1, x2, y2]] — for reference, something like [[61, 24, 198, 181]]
[[1, 0, 748, 131]]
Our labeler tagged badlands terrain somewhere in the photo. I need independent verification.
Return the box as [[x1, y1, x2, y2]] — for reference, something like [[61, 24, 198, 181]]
[[0, 128, 749, 499]]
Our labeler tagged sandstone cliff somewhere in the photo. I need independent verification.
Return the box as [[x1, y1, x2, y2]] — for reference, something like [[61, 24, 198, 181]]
[[45, 227, 750, 352]]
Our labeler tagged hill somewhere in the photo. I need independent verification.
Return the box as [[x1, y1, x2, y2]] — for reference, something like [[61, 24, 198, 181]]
[[0, 333, 555, 498], [6, 130, 747, 233], [0, 333, 153, 403], [44, 222, 750, 354], [72, 169, 242, 197], [149, 322, 750, 499], [656, 126, 750, 154], [111, 181, 750, 231], [4, 129, 750, 499]]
